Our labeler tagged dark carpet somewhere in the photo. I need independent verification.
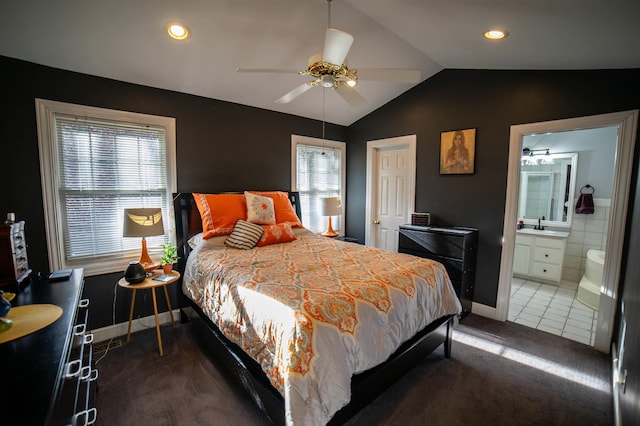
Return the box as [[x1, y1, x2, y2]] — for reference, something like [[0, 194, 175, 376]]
[[94, 314, 612, 425]]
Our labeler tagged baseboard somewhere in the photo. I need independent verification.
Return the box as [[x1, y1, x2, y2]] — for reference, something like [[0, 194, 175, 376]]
[[90, 309, 181, 343], [470, 302, 498, 320]]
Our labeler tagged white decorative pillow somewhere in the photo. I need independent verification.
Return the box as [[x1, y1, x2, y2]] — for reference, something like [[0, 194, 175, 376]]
[[224, 220, 264, 250], [245, 191, 276, 225]]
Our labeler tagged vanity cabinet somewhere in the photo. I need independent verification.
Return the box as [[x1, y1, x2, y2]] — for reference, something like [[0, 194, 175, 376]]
[[514, 233, 567, 283], [398, 225, 478, 317]]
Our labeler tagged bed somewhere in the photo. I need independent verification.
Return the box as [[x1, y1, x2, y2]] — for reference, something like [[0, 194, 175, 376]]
[[173, 191, 462, 425]]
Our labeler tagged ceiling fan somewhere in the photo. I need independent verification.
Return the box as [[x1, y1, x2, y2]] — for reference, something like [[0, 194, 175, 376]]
[[236, 0, 421, 107]]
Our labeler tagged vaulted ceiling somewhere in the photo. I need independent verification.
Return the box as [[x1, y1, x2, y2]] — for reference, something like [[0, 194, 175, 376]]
[[2, 0, 639, 126]]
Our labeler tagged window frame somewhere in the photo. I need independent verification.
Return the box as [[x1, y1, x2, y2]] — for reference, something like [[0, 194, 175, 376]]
[[35, 99, 177, 276], [291, 134, 346, 234]]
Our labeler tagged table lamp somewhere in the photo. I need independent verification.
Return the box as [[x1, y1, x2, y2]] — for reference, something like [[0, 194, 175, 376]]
[[320, 197, 342, 237], [123, 208, 164, 272]]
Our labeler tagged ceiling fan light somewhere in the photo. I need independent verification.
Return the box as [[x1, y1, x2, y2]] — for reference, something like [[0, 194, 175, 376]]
[[167, 23, 190, 40], [321, 74, 335, 88], [346, 79, 357, 87]]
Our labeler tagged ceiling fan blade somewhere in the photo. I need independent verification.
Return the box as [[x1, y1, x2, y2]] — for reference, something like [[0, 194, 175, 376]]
[[237, 67, 301, 74], [275, 83, 314, 104], [356, 68, 421, 83], [323, 28, 354, 66], [335, 86, 367, 108]]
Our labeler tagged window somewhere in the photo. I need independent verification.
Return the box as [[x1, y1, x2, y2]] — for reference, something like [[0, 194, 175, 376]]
[[291, 135, 346, 234], [36, 99, 176, 276]]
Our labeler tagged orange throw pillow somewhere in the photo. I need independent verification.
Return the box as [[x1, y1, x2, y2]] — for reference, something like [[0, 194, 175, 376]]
[[256, 223, 297, 247], [193, 193, 247, 239], [249, 191, 302, 228]]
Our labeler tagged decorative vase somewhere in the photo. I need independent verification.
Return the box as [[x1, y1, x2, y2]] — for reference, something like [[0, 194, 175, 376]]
[[124, 261, 147, 284], [0, 292, 11, 317], [162, 263, 173, 274]]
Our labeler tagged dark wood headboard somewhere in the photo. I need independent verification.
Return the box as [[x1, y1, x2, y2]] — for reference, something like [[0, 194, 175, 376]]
[[172, 192, 302, 273]]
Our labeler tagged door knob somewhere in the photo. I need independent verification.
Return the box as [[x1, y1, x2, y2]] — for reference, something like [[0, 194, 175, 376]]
[[373, 220, 380, 224]]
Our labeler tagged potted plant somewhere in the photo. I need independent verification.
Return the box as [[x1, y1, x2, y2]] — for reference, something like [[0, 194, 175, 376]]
[[161, 243, 179, 274]]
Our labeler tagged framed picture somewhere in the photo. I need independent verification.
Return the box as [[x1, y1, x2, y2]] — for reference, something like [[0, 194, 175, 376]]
[[440, 128, 476, 175]]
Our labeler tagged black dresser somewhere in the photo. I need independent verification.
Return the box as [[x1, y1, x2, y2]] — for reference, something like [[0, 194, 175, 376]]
[[1, 268, 97, 425], [398, 225, 478, 317]]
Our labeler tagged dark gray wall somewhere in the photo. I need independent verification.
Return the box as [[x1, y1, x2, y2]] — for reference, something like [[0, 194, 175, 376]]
[[347, 69, 640, 307], [617, 152, 640, 425]]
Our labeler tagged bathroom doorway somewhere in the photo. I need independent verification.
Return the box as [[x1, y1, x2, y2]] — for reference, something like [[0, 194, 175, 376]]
[[496, 110, 638, 353]]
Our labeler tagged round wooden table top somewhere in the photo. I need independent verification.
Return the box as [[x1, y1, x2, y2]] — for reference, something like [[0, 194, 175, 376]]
[[117, 270, 180, 289]]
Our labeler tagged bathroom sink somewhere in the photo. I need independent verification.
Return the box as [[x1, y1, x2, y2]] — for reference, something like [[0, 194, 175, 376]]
[[516, 228, 570, 238]]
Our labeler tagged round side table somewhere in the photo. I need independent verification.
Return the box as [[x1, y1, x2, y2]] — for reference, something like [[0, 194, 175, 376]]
[[117, 270, 180, 356]]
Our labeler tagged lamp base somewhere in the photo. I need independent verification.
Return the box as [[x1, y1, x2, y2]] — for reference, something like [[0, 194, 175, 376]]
[[320, 230, 339, 237], [141, 262, 161, 273], [139, 237, 160, 272], [321, 217, 339, 237]]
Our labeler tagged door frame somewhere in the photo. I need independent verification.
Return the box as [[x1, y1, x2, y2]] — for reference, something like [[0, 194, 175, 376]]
[[365, 135, 416, 246], [496, 110, 638, 353]]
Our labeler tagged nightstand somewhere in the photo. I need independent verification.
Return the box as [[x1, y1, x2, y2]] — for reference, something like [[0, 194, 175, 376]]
[[335, 236, 359, 244], [117, 270, 180, 356]]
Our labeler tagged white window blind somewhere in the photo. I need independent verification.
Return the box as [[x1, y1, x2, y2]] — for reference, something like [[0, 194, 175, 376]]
[[36, 99, 176, 276], [292, 135, 345, 234], [56, 116, 168, 259]]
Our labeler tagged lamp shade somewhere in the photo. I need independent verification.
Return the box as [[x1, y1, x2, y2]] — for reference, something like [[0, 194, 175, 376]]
[[123, 208, 164, 237], [320, 197, 342, 217]]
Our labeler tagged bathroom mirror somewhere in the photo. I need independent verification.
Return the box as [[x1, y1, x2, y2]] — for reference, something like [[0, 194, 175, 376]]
[[518, 152, 578, 228]]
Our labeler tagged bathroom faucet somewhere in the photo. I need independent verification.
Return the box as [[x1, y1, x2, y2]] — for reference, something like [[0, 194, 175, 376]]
[[536, 217, 545, 231]]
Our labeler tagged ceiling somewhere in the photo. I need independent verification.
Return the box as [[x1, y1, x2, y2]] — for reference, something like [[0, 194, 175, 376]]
[[2, 0, 639, 126]]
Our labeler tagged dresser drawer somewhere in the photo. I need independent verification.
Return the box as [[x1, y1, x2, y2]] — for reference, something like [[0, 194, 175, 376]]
[[51, 298, 98, 426], [398, 227, 465, 260]]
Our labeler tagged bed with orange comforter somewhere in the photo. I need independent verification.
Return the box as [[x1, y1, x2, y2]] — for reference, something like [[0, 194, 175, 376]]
[[175, 192, 461, 425]]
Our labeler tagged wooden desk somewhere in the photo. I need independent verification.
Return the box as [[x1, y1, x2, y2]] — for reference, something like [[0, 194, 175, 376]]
[[117, 270, 179, 356]]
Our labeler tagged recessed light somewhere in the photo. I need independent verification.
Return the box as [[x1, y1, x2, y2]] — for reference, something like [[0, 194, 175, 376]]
[[167, 22, 190, 40], [484, 29, 509, 40]]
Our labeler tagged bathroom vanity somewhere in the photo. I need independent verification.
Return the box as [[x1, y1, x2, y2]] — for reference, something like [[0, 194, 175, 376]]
[[513, 228, 569, 283]]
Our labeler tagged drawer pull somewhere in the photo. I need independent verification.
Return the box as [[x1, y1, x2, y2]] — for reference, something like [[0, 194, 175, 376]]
[[79, 299, 90, 309], [65, 359, 82, 379], [88, 368, 99, 382], [80, 365, 92, 381], [83, 333, 94, 345], [544, 253, 549, 258], [73, 407, 97, 426], [74, 323, 86, 336]]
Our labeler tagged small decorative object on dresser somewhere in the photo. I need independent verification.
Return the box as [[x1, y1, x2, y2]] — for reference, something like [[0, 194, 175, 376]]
[[0, 218, 32, 292]]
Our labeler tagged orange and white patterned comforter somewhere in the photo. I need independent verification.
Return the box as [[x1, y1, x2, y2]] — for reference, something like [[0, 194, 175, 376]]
[[183, 233, 461, 425]]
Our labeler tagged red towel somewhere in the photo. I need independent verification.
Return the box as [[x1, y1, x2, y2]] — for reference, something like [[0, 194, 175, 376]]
[[575, 193, 594, 214]]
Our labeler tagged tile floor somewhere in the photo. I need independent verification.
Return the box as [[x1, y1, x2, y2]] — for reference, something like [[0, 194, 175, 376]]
[[508, 277, 597, 346]]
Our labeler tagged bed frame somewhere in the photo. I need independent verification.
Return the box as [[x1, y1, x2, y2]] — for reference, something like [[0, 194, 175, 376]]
[[173, 192, 456, 425]]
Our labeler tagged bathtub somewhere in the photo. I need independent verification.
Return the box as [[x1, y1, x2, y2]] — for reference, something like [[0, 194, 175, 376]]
[[577, 249, 605, 310]]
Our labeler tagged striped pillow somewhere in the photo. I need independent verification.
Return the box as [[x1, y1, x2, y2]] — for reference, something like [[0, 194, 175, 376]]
[[224, 220, 264, 250]]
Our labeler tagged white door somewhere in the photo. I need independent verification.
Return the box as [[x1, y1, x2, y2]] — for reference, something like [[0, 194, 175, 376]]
[[365, 135, 416, 251]]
